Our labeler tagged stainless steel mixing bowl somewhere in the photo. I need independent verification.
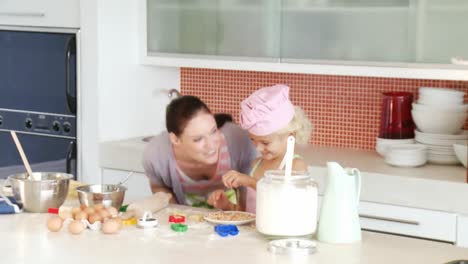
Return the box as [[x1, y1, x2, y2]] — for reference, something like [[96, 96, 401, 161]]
[[8, 172, 72, 213], [76, 184, 127, 209]]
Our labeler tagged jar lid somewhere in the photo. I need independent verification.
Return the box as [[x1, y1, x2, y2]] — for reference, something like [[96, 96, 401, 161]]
[[267, 239, 317, 255], [137, 211, 158, 229]]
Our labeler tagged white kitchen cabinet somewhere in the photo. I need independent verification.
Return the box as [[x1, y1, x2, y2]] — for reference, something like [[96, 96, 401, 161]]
[[358, 201, 457, 243], [317, 196, 457, 243], [139, 0, 468, 80], [0, 0, 80, 28], [101, 168, 152, 203], [456, 215, 468, 248]]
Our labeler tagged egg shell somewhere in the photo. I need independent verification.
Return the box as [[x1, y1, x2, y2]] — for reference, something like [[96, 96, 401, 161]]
[[101, 219, 120, 234], [47, 216, 63, 232]]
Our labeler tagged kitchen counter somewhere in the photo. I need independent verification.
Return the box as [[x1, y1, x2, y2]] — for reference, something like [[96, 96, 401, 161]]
[[100, 136, 468, 214], [2, 205, 468, 264]]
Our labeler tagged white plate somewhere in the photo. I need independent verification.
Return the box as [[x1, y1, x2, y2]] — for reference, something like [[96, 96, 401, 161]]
[[204, 211, 255, 225]]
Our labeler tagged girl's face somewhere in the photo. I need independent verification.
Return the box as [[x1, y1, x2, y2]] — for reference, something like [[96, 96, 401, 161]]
[[250, 132, 288, 161], [173, 112, 221, 165]]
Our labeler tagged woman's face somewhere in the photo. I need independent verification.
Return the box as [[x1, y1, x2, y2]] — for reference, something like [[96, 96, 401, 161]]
[[174, 112, 221, 165], [250, 132, 288, 161]]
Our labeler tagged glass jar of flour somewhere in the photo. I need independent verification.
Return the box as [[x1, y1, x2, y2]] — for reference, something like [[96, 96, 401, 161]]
[[256, 170, 318, 238]]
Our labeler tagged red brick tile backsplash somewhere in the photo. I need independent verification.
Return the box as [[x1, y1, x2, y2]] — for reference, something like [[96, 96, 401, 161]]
[[181, 68, 468, 151]]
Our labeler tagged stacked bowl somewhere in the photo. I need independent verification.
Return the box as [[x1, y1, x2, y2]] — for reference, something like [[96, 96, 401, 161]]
[[412, 87, 468, 165]]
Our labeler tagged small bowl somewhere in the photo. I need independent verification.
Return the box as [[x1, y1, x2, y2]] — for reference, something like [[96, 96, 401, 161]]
[[76, 184, 127, 209], [453, 143, 468, 168], [376, 137, 415, 156], [384, 144, 427, 167]]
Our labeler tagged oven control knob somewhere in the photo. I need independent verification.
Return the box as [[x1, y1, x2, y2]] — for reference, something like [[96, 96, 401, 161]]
[[0, 115, 3, 127], [63, 122, 71, 133], [25, 118, 33, 129], [52, 121, 60, 132]]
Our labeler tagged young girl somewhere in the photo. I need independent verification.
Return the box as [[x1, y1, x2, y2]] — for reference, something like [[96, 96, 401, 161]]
[[207, 84, 312, 212]]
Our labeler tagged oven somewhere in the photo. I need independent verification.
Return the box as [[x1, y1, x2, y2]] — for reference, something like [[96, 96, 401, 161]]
[[0, 29, 77, 179]]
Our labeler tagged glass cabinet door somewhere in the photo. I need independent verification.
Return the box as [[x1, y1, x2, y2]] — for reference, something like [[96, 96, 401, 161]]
[[147, 0, 281, 60], [281, 0, 416, 63], [281, 0, 468, 64], [417, 0, 468, 63]]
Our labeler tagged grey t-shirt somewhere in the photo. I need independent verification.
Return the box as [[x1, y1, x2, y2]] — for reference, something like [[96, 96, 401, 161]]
[[142, 123, 256, 204]]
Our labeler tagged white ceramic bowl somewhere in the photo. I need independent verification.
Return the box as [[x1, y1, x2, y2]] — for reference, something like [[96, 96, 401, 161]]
[[418, 96, 464, 106], [375, 137, 415, 157], [411, 109, 467, 134], [412, 103, 468, 113], [418, 87, 465, 106], [419, 87, 465, 97], [453, 143, 468, 168], [384, 144, 427, 167]]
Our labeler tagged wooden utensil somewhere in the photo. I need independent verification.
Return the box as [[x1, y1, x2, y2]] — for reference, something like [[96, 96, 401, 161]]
[[10, 131, 34, 179]]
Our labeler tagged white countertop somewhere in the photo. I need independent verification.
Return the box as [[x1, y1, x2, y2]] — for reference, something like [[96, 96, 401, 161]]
[[2, 205, 468, 264], [100, 137, 468, 214]]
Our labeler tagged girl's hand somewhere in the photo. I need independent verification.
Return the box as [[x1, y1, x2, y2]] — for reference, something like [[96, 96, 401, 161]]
[[207, 189, 232, 210], [222, 170, 255, 189]]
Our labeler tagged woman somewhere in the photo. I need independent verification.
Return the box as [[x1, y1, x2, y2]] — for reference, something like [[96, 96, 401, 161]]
[[142, 95, 256, 207]]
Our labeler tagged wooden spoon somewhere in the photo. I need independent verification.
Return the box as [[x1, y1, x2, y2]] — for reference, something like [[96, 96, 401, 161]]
[[10, 131, 34, 179]]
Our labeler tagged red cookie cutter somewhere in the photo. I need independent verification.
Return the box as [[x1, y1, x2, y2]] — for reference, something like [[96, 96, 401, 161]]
[[168, 215, 185, 223]]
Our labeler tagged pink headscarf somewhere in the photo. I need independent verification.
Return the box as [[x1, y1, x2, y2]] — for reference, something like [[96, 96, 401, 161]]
[[240, 84, 295, 136]]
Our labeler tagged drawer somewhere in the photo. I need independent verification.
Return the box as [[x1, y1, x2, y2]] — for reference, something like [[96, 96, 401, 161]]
[[0, 0, 79, 28], [359, 201, 457, 242]]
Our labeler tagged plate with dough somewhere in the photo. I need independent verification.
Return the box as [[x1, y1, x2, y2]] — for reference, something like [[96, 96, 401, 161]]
[[204, 211, 255, 225]]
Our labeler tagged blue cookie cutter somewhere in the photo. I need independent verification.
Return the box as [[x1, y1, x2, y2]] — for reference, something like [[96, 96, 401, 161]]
[[214, 224, 239, 237]]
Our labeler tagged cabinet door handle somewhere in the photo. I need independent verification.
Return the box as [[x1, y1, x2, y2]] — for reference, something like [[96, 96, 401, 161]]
[[359, 214, 420, 226], [0, 12, 45, 18]]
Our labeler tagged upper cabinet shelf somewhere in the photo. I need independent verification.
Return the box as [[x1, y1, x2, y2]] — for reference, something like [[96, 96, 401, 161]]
[[139, 0, 468, 80]]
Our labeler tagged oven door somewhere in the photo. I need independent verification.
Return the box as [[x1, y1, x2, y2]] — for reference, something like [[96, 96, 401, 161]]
[[0, 131, 76, 179]]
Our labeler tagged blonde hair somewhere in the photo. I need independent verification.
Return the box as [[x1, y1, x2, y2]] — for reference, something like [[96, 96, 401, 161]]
[[276, 106, 312, 144]]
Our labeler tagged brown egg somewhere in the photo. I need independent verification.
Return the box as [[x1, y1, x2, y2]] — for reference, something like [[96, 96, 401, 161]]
[[94, 204, 104, 211], [71, 207, 82, 216], [112, 217, 123, 229], [84, 207, 96, 215], [88, 213, 102, 224], [68, 220, 86, 235], [99, 209, 110, 219], [101, 219, 120, 234], [47, 216, 63, 232], [74, 211, 88, 221], [107, 207, 118, 217], [59, 210, 73, 220]]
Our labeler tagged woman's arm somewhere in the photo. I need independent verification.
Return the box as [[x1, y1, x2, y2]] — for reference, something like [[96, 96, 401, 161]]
[[150, 183, 177, 203]]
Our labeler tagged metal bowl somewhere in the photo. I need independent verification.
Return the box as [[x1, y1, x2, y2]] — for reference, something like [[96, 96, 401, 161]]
[[76, 184, 127, 209], [8, 172, 72, 213]]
